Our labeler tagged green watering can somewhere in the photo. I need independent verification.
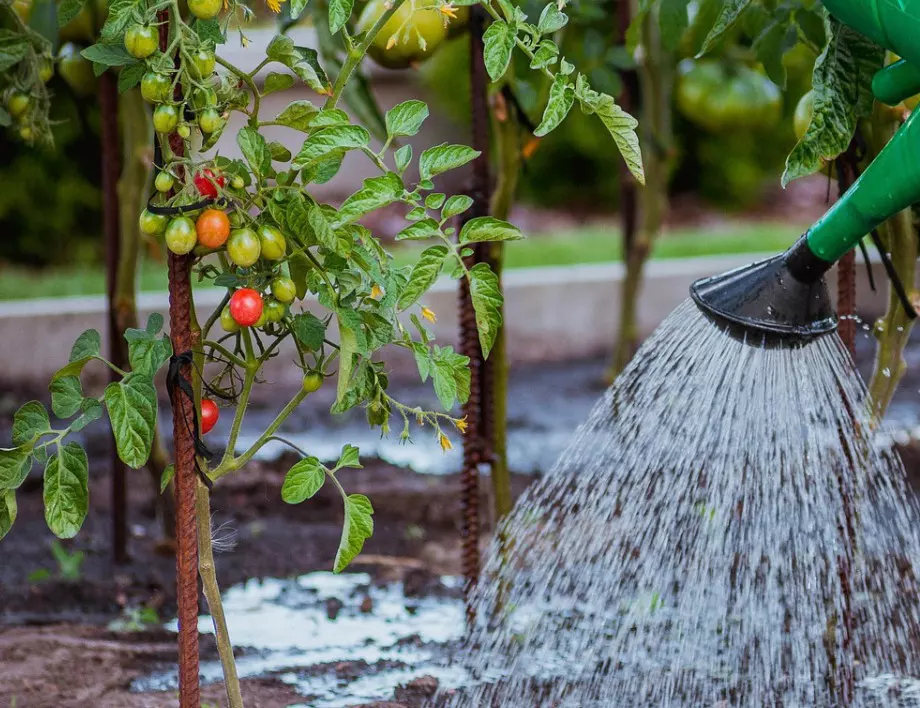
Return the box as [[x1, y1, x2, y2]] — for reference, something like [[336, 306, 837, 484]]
[[691, 0, 920, 340]]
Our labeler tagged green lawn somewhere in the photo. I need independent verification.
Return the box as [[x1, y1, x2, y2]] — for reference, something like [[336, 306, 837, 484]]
[[0, 221, 802, 301]]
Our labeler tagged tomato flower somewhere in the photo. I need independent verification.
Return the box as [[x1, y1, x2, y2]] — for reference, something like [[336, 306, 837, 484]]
[[421, 306, 437, 323]]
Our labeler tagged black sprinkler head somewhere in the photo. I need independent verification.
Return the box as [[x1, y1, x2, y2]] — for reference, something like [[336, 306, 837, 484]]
[[690, 236, 838, 342]]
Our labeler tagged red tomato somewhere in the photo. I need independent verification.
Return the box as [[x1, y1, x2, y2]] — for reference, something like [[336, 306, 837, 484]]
[[194, 168, 226, 199], [201, 399, 219, 434], [229, 288, 263, 327]]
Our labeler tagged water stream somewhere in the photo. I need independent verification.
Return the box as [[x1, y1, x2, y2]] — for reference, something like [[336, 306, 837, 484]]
[[435, 300, 920, 707]]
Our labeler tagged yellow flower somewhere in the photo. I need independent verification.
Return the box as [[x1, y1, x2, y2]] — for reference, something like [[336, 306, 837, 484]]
[[371, 284, 384, 300], [421, 306, 437, 323], [265, 0, 285, 13], [440, 3, 458, 19], [386, 33, 399, 50], [455, 417, 468, 434], [241, 35, 250, 47], [439, 432, 453, 452]]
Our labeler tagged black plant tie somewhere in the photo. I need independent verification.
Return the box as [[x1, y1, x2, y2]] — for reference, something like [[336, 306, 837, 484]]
[[869, 230, 918, 321], [167, 351, 215, 490], [857, 238, 877, 293]]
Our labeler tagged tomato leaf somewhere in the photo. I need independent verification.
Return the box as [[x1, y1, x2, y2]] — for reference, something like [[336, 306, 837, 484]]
[[576, 76, 644, 185], [459, 216, 523, 244], [537, 3, 567, 34], [336, 173, 404, 225], [328, 0, 353, 35], [398, 245, 448, 310], [307, 203, 339, 253], [483, 21, 516, 82], [385, 99, 429, 139], [264, 72, 295, 95], [71, 398, 104, 434], [396, 218, 441, 241], [699, 0, 752, 56], [442, 195, 474, 220], [70, 329, 101, 361], [160, 464, 175, 494], [56, 0, 85, 28], [0, 445, 32, 490], [394, 144, 412, 173], [292, 312, 327, 351], [0, 490, 16, 540], [334, 493, 374, 573], [0, 30, 30, 72], [431, 345, 471, 410], [335, 444, 362, 471], [275, 100, 320, 132], [530, 39, 559, 70], [659, 0, 691, 52], [43, 442, 89, 539], [290, 0, 310, 20], [104, 373, 157, 469], [192, 18, 226, 44], [238, 126, 273, 180], [50, 376, 84, 418], [282, 456, 327, 503], [535, 74, 575, 137], [124, 321, 172, 378], [625, 0, 653, 52], [753, 13, 793, 88], [117, 61, 145, 92], [82, 42, 136, 70], [292, 125, 369, 169], [418, 143, 480, 182], [468, 262, 503, 358], [13, 401, 50, 447]]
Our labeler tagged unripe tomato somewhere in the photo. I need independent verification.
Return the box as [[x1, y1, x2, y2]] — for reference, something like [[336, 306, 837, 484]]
[[228, 211, 244, 228], [189, 48, 216, 79], [38, 58, 54, 83], [229, 288, 263, 327], [358, 0, 447, 69], [155, 170, 175, 193], [141, 72, 171, 103], [165, 216, 197, 254], [177, 123, 192, 139], [139, 209, 168, 236], [220, 305, 240, 333], [227, 228, 261, 267], [230, 175, 245, 190], [677, 60, 781, 133], [258, 224, 287, 260], [265, 299, 286, 323], [196, 209, 230, 249], [793, 90, 813, 141], [200, 399, 219, 434], [188, 0, 221, 19], [6, 92, 30, 119], [198, 107, 222, 135], [19, 125, 32, 141], [125, 24, 158, 59], [58, 0, 106, 43], [271, 276, 296, 303], [153, 104, 179, 133], [302, 371, 324, 393], [194, 168, 225, 198]]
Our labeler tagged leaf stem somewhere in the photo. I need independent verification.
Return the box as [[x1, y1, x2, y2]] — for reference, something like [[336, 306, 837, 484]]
[[215, 54, 261, 126]]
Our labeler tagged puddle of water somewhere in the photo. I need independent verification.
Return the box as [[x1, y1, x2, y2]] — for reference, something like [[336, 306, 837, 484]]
[[133, 572, 468, 706]]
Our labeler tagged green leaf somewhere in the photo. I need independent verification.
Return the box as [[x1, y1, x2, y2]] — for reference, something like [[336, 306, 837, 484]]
[[309, 108, 350, 127], [385, 99, 429, 138], [535, 74, 575, 137], [308, 203, 339, 252], [264, 72, 295, 95], [625, 0, 653, 52], [328, 0, 353, 35], [103, 374, 157, 469], [442, 195, 474, 220], [335, 444, 362, 470], [337, 173, 403, 225], [275, 100, 320, 131], [537, 3, 567, 34], [334, 493, 374, 573], [292, 312, 327, 351], [290, 0, 310, 19], [124, 323, 172, 378], [699, 0, 752, 55], [50, 376, 84, 418], [70, 329, 101, 361], [419, 143, 480, 182], [43, 442, 89, 539], [160, 464, 175, 494], [530, 39, 559, 70], [783, 18, 884, 186], [289, 253, 312, 299], [282, 456, 327, 503], [71, 398, 103, 434], [398, 245, 448, 310], [266, 36, 329, 93], [81, 42, 136, 70], [576, 78, 644, 185], [483, 21, 516, 82], [459, 216, 523, 244], [238, 126, 272, 179], [192, 18, 226, 44], [394, 144, 413, 173], [0, 490, 16, 540], [431, 346, 471, 410], [659, 0, 690, 52], [468, 262, 503, 358], [13, 401, 50, 447], [425, 193, 446, 210], [753, 16, 791, 88], [0, 445, 32, 490], [57, 0, 85, 27], [0, 30, 29, 72], [292, 125, 369, 169], [268, 141, 292, 162], [117, 61, 145, 92], [396, 218, 441, 241]]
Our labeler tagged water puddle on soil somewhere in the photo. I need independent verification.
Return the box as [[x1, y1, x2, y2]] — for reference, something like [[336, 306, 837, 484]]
[[132, 572, 469, 706]]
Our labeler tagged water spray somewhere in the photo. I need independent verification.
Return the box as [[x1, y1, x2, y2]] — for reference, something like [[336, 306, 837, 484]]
[[692, 0, 920, 340]]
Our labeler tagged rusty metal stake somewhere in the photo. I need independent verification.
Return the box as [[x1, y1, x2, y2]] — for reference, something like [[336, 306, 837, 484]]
[[99, 70, 130, 565], [157, 13, 201, 706]]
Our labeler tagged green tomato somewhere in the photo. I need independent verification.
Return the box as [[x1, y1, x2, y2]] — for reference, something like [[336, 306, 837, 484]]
[[258, 224, 287, 260], [226, 228, 261, 267], [6, 92, 30, 119], [271, 276, 297, 304], [265, 299, 286, 323], [302, 371, 324, 393], [228, 211, 244, 228], [231, 175, 245, 190], [153, 104, 179, 134], [155, 171, 175, 193], [58, 50, 96, 97], [141, 72, 171, 103], [125, 24, 158, 59], [676, 60, 781, 133], [177, 123, 192, 139], [139, 209, 168, 236], [38, 57, 54, 83], [358, 0, 447, 69], [18, 125, 32, 141], [794, 90, 813, 141], [189, 48, 216, 79], [198, 107, 222, 135], [188, 0, 221, 20], [220, 305, 240, 333], [165, 216, 197, 255], [254, 308, 269, 329]]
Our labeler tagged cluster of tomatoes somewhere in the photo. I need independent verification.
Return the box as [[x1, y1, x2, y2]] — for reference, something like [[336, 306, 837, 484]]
[[3, 64, 50, 142]]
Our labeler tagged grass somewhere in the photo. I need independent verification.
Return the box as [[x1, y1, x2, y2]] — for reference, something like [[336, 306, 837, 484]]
[[0, 221, 802, 301]]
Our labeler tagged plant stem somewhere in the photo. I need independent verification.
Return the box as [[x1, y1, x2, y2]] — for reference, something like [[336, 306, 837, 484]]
[[196, 482, 243, 708], [324, 0, 408, 109], [215, 55, 261, 126]]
